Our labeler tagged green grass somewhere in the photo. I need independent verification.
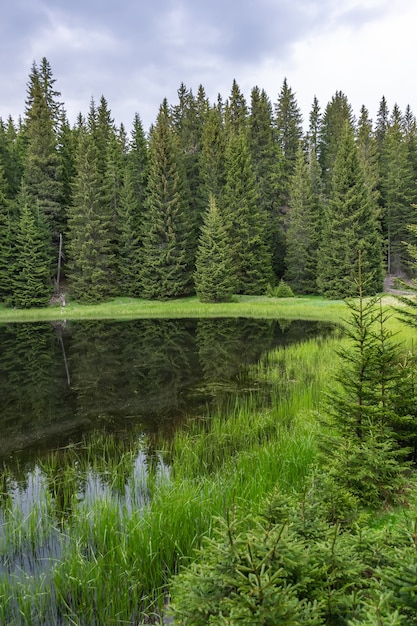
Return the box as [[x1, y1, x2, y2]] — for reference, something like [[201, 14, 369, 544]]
[[0, 330, 339, 624], [0, 292, 412, 331], [1, 292, 417, 623], [0, 294, 348, 324]]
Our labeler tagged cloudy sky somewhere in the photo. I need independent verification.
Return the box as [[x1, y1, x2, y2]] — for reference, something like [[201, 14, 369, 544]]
[[1, 0, 416, 131]]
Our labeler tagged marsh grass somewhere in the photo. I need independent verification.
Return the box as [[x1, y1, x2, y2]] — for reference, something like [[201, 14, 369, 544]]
[[0, 326, 346, 624], [1, 299, 414, 624]]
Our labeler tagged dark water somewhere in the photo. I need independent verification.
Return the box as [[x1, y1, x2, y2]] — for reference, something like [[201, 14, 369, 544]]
[[0, 317, 332, 465], [0, 317, 336, 624]]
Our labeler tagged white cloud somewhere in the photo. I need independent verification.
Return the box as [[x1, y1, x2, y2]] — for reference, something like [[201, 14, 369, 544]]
[[274, 0, 417, 122], [28, 9, 122, 59]]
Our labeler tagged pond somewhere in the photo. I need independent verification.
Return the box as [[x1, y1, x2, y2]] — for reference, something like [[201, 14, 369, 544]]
[[0, 317, 332, 465], [0, 317, 335, 624]]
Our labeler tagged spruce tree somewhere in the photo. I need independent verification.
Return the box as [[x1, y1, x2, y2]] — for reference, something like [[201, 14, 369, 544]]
[[249, 86, 285, 281], [317, 122, 383, 298], [0, 166, 14, 303], [0, 116, 24, 201], [199, 103, 226, 205], [67, 128, 115, 303], [57, 111, 77, 218], [380, 105, 417, 275], [356, 105, 380, 209], [140, 100, 193, 299], [285, 145, 320, 293], [274, 78, 303, 206], [116, 165, 142, 296], [90, 95, 115, 178], [318, 91, 354, 195], [11, 184, 52, 308], [112, 114, 149, 297], [306, 96, 321, 155], [171, 83, 208, 255], [127, 113, 148, 208], [223, 130, 273, 294], [321, 270, 409, 507], [375, 95, 390, 153], [194, 194, 237, 302], [225, 79, 248, 135], [23, 58, 63, 259]]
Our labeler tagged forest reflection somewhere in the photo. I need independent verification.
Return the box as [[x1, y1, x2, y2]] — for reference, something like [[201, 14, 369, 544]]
[[0, 317, 333, 466]]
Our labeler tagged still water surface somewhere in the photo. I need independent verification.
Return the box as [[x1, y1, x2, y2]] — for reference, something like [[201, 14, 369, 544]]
[[0, 317, 334, 622], [0, 317, 331, 465]]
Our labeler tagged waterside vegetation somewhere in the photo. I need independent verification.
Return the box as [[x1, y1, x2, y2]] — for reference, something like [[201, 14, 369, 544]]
[[0, 329, 338, 624], [0, 293, 388, 324], [2, 292, 417, 623]]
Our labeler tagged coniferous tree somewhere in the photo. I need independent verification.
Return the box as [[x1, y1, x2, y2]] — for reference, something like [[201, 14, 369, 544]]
[[380, 105, 417, 275], [321, 271, 409, 507], [194, 194, 237, 302], [105, 126, 130, 295], [90, 95, 115, 178], [319, 91, 354, 195], [11, 184, 52, 308], [23, 59, 63, 256], [112, 113, 149, 296], [223, 130, 273, 294], [67, 128, 116, 302], [404, 104, 417, 179], [199, 103, 226, 205], [0, 117, 24, 201], [128, 113, 148, 207], [285, 145, 320, 293], [249, 86, 285, 281], [116, 165, 142, 296], [56, 111, 77, 285], [0, 166, 14, 303], [57, 111, 77, 217], [140, 100, 193, 299], [306, 96, 321, 155], [225, 79, 248, 135], [356, 105, 380, 208], [375, 95, 390, 153], [274, 78, 303, 206], [171, 83, 208, 253], [317, 122, 383, 298]]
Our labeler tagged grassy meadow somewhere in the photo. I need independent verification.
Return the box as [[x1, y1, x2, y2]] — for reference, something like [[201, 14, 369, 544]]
[[1, 292, 417, 624], [0, 293, 347, 323]]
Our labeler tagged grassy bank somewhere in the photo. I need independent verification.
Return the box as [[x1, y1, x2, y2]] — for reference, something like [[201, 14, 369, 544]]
[[1, 294, 416, 624], [0, 331, 339, 624], [0, 294, 348, 323], [0, 292, 412, 328]]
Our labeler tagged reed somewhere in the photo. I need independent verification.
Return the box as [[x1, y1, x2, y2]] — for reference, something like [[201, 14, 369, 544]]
[[2, 309, 414, 624]]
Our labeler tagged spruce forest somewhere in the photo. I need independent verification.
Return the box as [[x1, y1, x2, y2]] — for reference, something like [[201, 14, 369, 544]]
[[1, 57, 417, 307]]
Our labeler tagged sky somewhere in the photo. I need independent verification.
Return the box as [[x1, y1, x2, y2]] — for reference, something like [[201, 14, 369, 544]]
[[1, 0, 416, 132]]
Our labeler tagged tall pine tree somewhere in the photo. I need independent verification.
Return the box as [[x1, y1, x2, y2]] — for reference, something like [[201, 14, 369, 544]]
[[0, 166, 14, 303], [23, 58, 63, 272], [317, 122, 383, 298], [67, 127, 116, 302], [285, 145, 321, 293], [140, 100, 193, 299], [199, 103, 226, 206], [274, 78, 303, 206], [380, 105, 417, 275], [249, 86, 285, 281], [194, 194, 237, 302], [318, 91, 354, 196], [11, 183, 52, 308], [223, 130, 273, 294]]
